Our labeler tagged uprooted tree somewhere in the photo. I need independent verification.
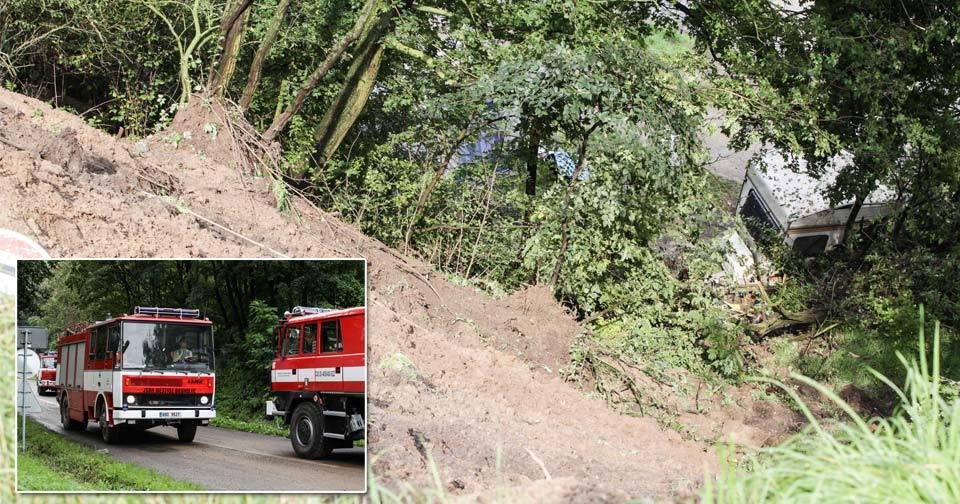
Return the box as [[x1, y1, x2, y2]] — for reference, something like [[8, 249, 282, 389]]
[[146, 0, 453, 168]]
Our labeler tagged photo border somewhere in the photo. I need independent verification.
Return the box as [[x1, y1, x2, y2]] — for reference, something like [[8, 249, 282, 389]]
[[12, 256, 369, 495]]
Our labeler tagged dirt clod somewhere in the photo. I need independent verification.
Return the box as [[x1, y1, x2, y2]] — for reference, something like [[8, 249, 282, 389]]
[[38, 127, 85, 172]]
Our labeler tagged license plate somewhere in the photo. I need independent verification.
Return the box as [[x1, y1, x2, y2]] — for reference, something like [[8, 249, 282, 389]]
[[159, 411, 182, 418]]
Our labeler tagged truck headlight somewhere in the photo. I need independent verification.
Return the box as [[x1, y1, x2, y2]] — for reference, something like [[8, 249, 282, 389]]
[[126, 395, 136, 404], [200, 396, 209, 405]]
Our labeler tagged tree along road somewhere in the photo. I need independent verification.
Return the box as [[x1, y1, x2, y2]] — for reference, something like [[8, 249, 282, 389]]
[[26, 381, 365, 492]]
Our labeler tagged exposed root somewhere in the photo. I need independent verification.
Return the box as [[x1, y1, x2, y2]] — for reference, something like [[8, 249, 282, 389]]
[[141, 190, 289, 258]]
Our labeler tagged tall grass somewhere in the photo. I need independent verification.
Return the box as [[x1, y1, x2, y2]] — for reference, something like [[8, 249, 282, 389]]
[[705, 307, 960, 503]]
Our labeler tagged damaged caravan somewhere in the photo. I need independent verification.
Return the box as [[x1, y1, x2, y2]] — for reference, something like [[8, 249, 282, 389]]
[[736, 150, 897, 256]]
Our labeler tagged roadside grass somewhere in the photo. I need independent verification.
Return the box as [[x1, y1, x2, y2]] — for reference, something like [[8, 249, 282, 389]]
[[17, 451, 97, 491], [210, 414, 288, 437], [705, 309, 960, 502], [17, 417, 203, 491]]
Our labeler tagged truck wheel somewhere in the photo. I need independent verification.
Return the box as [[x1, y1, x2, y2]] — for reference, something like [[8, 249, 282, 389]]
[[177, 421, 198, 442], [60, 397, 82, 430], [99, 408, 119, 444], [290, 402, 333, 459]]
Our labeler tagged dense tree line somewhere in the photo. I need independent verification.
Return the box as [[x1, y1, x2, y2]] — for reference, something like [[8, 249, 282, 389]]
[[17, 260, 365, 350]]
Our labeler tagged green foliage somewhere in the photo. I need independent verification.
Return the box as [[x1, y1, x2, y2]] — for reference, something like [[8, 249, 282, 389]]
[[378, 352, 420, 381], [703, 317, 744, 378], [14, 260, 50, 322], [215, 299, 279, 422], [705, 311, 960, 503], [1, 0, 192, 133], [767, 233, 960, 390], [235, 299, 279, 372], [18, 418, 202, 491]]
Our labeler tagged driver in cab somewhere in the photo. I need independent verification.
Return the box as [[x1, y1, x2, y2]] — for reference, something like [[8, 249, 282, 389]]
[[171, 338, 193, 363]]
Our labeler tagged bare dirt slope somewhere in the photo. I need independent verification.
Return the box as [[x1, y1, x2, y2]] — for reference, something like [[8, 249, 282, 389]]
[[0, 89, 715, 500]]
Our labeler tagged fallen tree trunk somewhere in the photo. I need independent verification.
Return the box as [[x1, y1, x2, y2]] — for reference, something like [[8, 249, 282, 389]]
[[751, 308, 827, 337]]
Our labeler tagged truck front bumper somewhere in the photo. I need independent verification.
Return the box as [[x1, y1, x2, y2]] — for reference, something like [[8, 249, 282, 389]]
[[114, 408, 216, 421]]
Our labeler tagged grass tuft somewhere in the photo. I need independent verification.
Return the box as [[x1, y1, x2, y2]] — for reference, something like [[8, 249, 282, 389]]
[[705, 307, 960, 502]]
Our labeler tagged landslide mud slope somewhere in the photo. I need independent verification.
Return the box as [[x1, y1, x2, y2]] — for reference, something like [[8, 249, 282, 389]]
[[0, 89, 713, 500]]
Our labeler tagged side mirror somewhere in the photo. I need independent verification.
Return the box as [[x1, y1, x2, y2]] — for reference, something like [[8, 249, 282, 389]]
[[122, 340, 130, 353]]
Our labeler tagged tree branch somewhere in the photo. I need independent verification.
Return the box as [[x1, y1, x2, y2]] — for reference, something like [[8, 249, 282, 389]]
[[262, 0, 378, 142]]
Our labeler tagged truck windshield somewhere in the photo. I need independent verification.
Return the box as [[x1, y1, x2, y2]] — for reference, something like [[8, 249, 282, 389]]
[[41, 357, 55, 369], [121, 321, 214, 372]]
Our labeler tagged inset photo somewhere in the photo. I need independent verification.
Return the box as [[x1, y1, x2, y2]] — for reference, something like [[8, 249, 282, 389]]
[[14, 259, 366, 493]]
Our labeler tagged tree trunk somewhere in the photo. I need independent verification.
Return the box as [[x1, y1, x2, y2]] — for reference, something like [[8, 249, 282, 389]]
[[401, 112, 504, 249], [403, 163, 446, 249], [520, 113, 541, 197], [840, 191, 866, 247], [550, 121, 602, 286], [239, 0, 292, 110], [311, 7, 392, 162], [208, 0, 255, 97], [209, 263, 233, 329], [751, 308, 827, 337], [262, 0, 379, 142]]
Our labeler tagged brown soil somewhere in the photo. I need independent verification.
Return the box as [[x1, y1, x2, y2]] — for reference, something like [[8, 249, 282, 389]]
[[0, 88, 799, 500]]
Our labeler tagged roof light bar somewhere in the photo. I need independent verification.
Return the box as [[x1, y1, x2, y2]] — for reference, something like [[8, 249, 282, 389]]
[[134, 306, 201, 319], [290, 306, 334, 316]]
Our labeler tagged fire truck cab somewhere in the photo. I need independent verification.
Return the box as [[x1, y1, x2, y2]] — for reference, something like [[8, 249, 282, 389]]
[[56, 307, 216, 444], [266, 306, 365, 459], [38, 352, 58, 395]]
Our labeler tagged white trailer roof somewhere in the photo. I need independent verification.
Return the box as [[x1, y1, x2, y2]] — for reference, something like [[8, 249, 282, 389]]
[[752, 149, 896, 220]]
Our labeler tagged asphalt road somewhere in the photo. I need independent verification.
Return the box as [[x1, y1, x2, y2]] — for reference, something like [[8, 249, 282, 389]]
[[25, 381, 365, 492]]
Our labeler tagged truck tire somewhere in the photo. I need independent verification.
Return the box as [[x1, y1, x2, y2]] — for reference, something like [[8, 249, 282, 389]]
[[177, 421, 198, 442], [98, 408, 119, 444], [60, 397, 83, 430], [290, 402, 333, 459]]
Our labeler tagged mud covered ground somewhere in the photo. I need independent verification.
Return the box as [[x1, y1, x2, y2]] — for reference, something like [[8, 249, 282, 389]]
[[0, 89, 804, 501]]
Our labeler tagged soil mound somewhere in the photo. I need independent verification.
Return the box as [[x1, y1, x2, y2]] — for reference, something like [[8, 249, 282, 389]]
[[165, 97, 272, 175], [0, 88, 715, 500]]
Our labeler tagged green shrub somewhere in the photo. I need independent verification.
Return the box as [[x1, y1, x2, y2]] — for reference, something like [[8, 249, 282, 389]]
[[705, 308, 960, 503], [215, 300, 277, 422]]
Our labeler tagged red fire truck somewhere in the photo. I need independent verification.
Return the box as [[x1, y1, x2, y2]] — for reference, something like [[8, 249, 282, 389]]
[[56, 307, 216, 444], [266, 306, 365, 459], [37, 352, 58, 395]]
